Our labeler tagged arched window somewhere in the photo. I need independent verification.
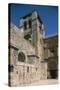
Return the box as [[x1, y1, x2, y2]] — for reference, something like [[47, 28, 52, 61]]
[[18, 52, 25, 62]]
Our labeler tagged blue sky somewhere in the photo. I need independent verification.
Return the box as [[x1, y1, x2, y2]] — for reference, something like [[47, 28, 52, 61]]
[[9, 4, 58, 36]]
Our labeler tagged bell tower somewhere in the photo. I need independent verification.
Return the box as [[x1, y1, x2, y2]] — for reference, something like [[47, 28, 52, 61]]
[[20, 11, 45, 62]]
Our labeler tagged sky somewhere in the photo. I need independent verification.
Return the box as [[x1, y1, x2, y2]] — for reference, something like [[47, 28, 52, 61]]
[[9, 3, 58, 36]]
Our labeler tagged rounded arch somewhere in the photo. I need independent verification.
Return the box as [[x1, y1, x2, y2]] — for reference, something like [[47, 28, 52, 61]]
[[18, 52, 26, 62]]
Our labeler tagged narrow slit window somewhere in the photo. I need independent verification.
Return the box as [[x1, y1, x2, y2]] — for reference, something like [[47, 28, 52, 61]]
[[24, 21, 27, 30], [29, 20, 32, 28], [27, 66, 29, 73]]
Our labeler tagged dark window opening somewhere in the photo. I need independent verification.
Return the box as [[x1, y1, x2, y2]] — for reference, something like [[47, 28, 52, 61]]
[[18, 52, 25, 62], [36, 68, 37, 71], [8, 64, 14, 72], [27, 66, 29, 73], [39, 26, 41, 30], [16, 71, 18, 74], [29, 20, 32, 28], [39, 26, 43, 34], [24, 21, 27, 30], [48, 70, 58, 79], [24, 34, 31, 40], [51, 49, 55, 52]]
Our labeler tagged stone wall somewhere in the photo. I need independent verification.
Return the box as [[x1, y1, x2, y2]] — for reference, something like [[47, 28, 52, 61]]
[[9, 45, 47, 86], [9, 11, 48, 86], [9, 59, 47, 86]]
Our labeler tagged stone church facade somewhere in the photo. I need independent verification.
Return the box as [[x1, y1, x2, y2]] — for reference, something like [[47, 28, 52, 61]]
[[8, 11, 58, 86]]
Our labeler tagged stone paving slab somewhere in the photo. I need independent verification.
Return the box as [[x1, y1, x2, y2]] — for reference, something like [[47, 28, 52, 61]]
[[19, 79, 58, 86], [29, 79, 58, 86]]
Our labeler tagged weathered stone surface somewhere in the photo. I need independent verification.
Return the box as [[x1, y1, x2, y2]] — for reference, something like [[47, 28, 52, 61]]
[[9, 11, 58, 86]]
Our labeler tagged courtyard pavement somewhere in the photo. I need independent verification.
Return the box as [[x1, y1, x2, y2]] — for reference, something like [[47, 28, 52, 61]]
[[29, 79, 58, 86]]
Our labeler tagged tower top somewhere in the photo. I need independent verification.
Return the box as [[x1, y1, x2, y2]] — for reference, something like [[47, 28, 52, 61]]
[[20, 10, 43, 25]]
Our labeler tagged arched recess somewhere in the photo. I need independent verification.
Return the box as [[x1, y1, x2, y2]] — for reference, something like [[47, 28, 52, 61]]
[[18, 52, 26, 62]]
